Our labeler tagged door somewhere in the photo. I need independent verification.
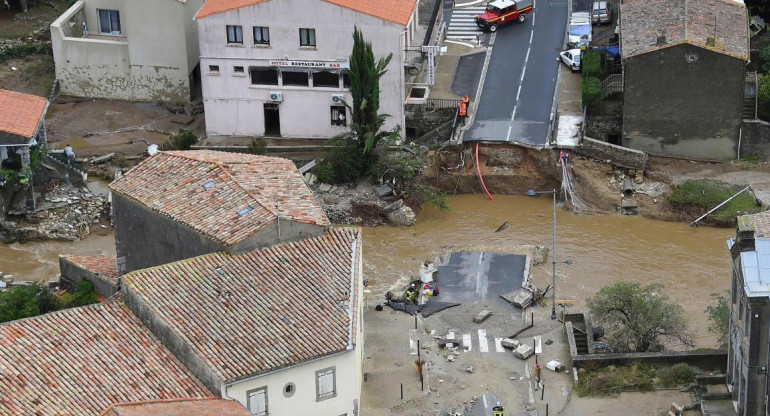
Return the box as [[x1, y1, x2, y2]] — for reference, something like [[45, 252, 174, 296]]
[[264, 103, 281, 136]]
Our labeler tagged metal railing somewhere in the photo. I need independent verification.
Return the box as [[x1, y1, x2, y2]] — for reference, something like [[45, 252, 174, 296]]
[[425, 98, 462, 111], [404, 47, 425, 66], [601, 74, 623, 97]]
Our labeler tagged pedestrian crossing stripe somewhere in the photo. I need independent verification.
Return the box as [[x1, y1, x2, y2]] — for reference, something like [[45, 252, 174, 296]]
[[463, 333, 473, 351], [478, 329, 489, 352], [447, 5, 486, 40]]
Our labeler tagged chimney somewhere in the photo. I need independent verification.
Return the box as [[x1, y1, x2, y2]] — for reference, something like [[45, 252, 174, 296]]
[[656, 35, 666, 46], [706, 36, 716, 47], [733, 215, 756, 256]]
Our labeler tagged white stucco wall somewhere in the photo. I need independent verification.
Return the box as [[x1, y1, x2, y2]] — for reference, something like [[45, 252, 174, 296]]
[[226, 349, 360, 416], [50, 0, 204, 103], [226, 233, 364, 415], [197, 0, 411, 139]]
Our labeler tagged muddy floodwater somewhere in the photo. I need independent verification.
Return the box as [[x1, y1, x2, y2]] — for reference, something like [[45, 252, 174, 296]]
[[2, 194, 732, 347], [363, 194, 734, 347]]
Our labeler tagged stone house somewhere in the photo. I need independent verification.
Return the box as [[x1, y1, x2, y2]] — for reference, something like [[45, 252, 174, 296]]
[[108, 150, 329, 274], [194, 0, 418, 139], [122, 227, 364, 416], [0, 89, 48, 215], [49, 0, 205, 103], [620, 0, 748, 159], [728, 211, 770, 415]]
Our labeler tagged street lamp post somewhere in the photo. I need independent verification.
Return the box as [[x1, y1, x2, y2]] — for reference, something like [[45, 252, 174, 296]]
[[526, 189, 570, 320]]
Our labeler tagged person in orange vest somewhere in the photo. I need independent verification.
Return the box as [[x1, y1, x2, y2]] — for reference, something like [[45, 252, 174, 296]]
[[462, 94, 470, 106], [458, 102, 467, 125]]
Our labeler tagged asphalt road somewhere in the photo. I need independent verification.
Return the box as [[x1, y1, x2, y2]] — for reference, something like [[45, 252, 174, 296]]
[[463, 0, 568, 146]]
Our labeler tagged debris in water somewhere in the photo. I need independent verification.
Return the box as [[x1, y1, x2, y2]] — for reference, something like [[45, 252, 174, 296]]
[[494, 221, 509, 233]]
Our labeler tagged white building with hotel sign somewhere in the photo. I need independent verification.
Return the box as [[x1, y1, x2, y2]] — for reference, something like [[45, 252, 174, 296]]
[[194, 0, 419, 140]]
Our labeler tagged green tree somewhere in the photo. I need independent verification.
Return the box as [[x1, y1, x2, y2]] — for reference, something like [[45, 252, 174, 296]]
[[330, 27, 399, 154], [0, 284, 42, 323], [705, 291, 730, 349], [587, 281, 693, 352], [74, 280, 98, 306]]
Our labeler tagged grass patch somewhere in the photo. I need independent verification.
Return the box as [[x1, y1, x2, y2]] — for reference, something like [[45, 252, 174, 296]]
[[667, 179, 764, 226], [576, 362, 697, 397]]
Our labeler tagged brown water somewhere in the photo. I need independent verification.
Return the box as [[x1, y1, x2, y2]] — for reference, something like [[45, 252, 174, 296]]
[[363, 194, 734, 347], [2, 193, 732, 346]]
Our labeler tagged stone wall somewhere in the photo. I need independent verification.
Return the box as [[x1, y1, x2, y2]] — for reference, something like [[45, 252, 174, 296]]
[[59, 256, 119, 298], [572, 350, 727, 370], [576, 136, 648, 170], [585, 116, 621, 142], [739, 120, 770, 160]]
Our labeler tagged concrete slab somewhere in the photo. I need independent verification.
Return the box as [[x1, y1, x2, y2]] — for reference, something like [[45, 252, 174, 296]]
[[452, 51, 486, 99], [436, 252, 527, 305], [555, 115, 582, 148]]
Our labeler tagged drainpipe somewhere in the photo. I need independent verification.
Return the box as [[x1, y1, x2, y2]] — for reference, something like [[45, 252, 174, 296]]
[[738, 127, 742, 161]]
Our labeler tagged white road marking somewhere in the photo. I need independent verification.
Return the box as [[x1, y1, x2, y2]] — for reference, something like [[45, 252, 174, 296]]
[[495, 337, 505, 352], [530, 30, 534, 43], [520, 66, 527, 81], [463, 333, 473, 351], [478, 329, 489, 352], [506, 125, 512, 141], [447, 331, 455, 339], [525, 47, 531, 63], [511, 106, 517, 121], [516, 85, 522, 101], [534, 335, 542, 354]]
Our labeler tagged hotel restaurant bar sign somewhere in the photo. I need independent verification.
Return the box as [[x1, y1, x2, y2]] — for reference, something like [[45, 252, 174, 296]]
[[268, 59, 350, 69]]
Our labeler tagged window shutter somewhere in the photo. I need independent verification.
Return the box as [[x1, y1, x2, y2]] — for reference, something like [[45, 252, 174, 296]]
[[248, 389, 267, 415]]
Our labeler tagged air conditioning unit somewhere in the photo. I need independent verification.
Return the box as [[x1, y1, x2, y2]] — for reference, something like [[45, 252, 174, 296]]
[[269, 91, 283, 102], [331, 93, 344, 103]]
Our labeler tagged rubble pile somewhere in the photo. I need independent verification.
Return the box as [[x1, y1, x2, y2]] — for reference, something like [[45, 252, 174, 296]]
[[0, 186, 110, 243], [311, 180, 416, 227]]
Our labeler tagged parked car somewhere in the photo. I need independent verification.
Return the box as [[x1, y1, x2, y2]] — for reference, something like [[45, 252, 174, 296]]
[[591, 1, 612, 25], [475, 0, 534, 32], [559, 49, 582, 72], [568, 12, 592, 46]]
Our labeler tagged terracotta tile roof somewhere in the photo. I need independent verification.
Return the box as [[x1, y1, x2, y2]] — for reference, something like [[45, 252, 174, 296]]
[[101, 397, 251, 416], [63, 255, 119, 284], [0, 89, 47, 139], [123, 227, 362, 383], [196, 0, 417, 25], [109, 150, 328, 246], [0, 303, 210, 416], [621, 0, 748, 60]]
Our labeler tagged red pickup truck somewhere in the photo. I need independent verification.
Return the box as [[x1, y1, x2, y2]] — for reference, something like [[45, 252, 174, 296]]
[[475, 0, 534, 32]]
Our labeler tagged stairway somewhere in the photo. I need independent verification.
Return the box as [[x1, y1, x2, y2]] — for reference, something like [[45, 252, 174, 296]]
[[571, 324, 590, 354], [744, 72, 757, 120]]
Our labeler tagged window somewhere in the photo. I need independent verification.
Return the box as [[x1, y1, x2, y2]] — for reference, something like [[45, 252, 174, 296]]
[[98, 9, 121, 35], [313, 70, 339, 88], [209, 65, 220, 73], [283, 382, 296, 398], [227, 25, 243, 44], [250, 67, 279, 85], [342, 71, 351, 89], [299, 28, 316, 47], [234, 66, 245, 74], [331, 106, 346, 126], [316, 367, 336, 400], [254, 26, 270, 45], [282, 69, 309, 86], [247, 387, 267, 416]]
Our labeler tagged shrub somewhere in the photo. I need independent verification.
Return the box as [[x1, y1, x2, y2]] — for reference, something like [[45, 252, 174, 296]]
[[761, 43, 770, 73], [314, 143, 376, 183], [581, 50, 602, 78], [247, 138, 267, 155], [658, 363, 696, 387], [163, 129, 197, 150], [758, 74, 770, 121], [0, 45, 47, 62], [74, 280, 98, 306], [582, 76, 602, 112]]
